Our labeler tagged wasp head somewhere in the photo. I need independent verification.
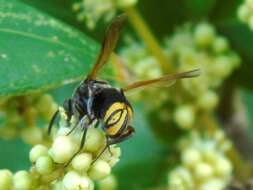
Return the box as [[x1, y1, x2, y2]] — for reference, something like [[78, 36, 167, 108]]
[[102, 102, 133, 137]]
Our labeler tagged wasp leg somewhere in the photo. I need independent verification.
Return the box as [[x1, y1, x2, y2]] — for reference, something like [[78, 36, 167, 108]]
[[47, 109, 59, 135], [63, 98, 75, 124], [92, 126, 135, 164], [64, 118, 93, 167]]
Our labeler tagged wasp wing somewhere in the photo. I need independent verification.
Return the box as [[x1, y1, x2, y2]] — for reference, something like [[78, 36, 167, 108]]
[[123, 69, 201, 92], [86, 14, 126, 81]]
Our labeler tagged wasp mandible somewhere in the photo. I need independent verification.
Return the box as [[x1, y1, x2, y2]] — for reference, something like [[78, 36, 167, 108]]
[[48, 14, 200, 162]]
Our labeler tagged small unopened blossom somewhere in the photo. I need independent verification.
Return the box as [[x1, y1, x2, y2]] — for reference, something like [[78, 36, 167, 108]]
[[0, 94, 57, 145], [73, 0, 138, 29], [168, 130, 232, 190], [99, 175, 118, 190], [238, 0, 253, 30]]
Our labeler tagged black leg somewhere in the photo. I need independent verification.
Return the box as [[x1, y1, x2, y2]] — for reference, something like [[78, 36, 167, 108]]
[[47, 110, 59, 135], [63, 98, 75, 124], [92, 126, 135, 164], [65, 126, 88, 167]]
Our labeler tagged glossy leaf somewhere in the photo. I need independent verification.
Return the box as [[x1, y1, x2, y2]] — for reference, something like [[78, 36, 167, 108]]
[[0, 0, 105, 97]]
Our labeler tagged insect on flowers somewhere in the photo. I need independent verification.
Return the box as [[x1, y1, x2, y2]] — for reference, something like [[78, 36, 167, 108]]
[[48, 14, 200, 163]]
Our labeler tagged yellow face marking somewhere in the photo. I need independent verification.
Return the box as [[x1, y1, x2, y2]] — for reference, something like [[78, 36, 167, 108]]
[[104, 102, 133, 136], [104, 102, 125, 122], [107, 109, 127, 135]]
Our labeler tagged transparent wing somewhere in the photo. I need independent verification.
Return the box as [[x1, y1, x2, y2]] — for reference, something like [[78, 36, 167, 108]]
[[123, 69, 201, 92], [86, 14, 127, 81]]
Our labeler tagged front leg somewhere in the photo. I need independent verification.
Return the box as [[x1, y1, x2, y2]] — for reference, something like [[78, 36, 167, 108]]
[[65, 117, 95, 166], [92, 126, 135, 164], [107, 126, 135, 145]]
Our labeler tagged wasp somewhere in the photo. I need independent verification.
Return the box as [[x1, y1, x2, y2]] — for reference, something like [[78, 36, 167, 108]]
[[48, 14, 200, 162]]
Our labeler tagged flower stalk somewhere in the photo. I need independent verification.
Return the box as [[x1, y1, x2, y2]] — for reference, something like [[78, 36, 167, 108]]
[[123, 6, 172, 73]]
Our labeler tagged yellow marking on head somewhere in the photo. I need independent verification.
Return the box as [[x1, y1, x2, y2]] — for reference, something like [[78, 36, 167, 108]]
[[107, 109, 128, 135], [104, 102, 133, 136], [104, 102, 125, 122]]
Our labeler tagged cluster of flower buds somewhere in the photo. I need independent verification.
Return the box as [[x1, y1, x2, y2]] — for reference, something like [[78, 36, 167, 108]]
[[120, 22, 240, 129], [238, 0, 253, 30], [0, 107, 120, 190], [72, 0, 137, 29], [0, 94, 57, 145], [168, 130, 232, 190]]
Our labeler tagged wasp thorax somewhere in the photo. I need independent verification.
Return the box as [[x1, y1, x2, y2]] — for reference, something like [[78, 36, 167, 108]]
[[103, 102, 133, 136]]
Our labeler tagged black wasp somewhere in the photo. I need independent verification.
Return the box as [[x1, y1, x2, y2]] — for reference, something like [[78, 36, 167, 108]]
[[48, 14, 200, 162]]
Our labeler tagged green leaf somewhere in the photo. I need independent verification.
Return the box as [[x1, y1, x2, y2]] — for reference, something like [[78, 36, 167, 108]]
[[19, 0, 85, 31], [0, 0, 104, 97]]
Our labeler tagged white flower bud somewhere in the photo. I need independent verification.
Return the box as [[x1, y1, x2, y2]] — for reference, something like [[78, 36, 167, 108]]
[[99, 146, 121, 167], [0, 170, 13, 190], [50, 136, 78, 163], [194, 23, 216, 47], [174, 105, 195, 129], [238, 5, 252, 22], [181, 148, 201, 168], [88, 160, 111, 180], [35, 155, 55, 174], [13, 171, 33, 190], [99, 175, 117, 190], [21, 127, 43, 145], [84, 128, 104, 153], [213, 55, 232, 77], [63, 171, 81, 190], [29, 144, 48, 163], [197, 91, 218, 110], [169, 167, 193, 190], [212, 37, 229, 53], [71, 153, 92, 172], [214, 156, 232, 177], [80, 175, 94, 190], [194, 162, 213, 181], [199, 178, 226, 190]]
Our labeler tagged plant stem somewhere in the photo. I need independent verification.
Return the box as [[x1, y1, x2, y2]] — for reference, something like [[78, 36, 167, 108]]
[[123, 6, 172, 73]]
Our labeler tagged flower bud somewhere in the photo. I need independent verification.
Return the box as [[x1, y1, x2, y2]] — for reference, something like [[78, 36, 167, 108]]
[[29, 144, 48, 163], [71, 153, 92, 172], [13, 171, 33, 190], [84, 128, 104, 153], [214, 157, 232, 177], [194, 162, 213, 181], [174, 105, 195, 129], [99, 175, 117, 190], [63, 171, 81, 190], [35, 156, 55, 174], [197, 91, 218, 110], [238, 5, 252, 22], [50, 136, 78, 163], [21, 127, 43, 145], [212, 37, 229, 54], [181, 148, 201, 168], [194, 23, 216, 47], [0, 170, 13, 190], [88, 160, 111, 180]]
